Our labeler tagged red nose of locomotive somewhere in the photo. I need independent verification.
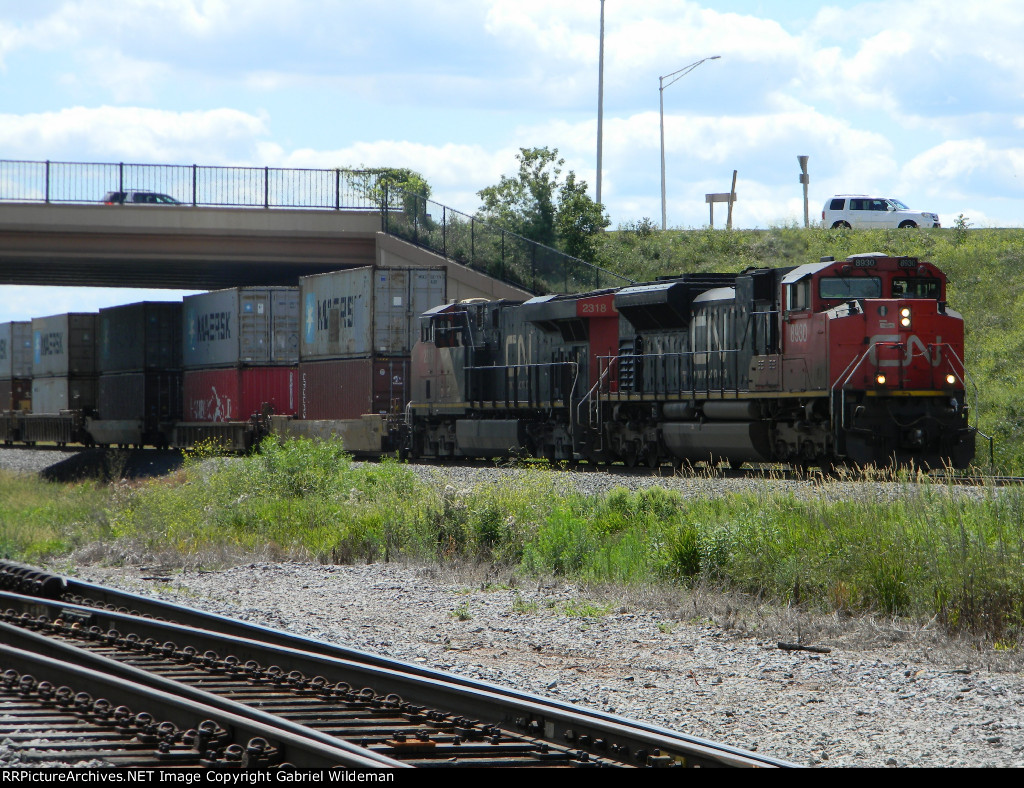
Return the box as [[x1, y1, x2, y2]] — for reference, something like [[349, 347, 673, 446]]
[[857, 299, 965, 392]]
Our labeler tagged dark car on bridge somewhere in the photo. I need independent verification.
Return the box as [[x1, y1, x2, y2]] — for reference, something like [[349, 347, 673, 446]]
[[102, 190, 182, 205]]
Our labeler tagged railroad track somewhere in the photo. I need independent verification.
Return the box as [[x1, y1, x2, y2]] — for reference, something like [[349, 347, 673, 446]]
[[0, 561, 793, 769]]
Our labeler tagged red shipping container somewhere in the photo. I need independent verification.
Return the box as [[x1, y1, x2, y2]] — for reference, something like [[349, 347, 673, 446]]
[[298, 357, 409, 420], [184, 367, 297, 422]]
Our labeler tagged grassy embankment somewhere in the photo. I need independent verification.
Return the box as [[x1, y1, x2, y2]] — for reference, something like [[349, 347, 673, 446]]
[[3, 437, 1023, 642], [2, 225, 1023, 643]]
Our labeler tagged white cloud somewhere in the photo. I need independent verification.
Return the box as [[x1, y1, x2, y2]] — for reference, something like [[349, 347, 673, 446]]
[[0, 106, 269, 163], [901, 139, 1024, 200]]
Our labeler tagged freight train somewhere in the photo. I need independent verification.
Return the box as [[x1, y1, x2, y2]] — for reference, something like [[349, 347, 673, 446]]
[[0, 253, 976, 471]]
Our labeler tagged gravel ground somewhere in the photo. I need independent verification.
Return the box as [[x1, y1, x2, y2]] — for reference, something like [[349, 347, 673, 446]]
[[6, 448, 1024, 768]]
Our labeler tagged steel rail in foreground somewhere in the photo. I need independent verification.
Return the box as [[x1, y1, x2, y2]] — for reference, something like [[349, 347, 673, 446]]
[[0, 638, 399, 769], [0, 592, 779, 768], [0, 572, 795, 768]]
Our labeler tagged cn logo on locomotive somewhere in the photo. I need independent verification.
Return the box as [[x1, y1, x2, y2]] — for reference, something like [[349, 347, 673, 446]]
[[868, 334, 943, 367]]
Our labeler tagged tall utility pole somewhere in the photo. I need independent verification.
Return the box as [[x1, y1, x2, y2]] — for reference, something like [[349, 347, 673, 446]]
[[596, 0, 606, 206]]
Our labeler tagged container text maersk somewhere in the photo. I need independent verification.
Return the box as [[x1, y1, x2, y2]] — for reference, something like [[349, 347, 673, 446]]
[[193, 312, 232, 343]]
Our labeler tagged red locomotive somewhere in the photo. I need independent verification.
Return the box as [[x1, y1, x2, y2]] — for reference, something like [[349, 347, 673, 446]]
[[408, 253, 975, 470]]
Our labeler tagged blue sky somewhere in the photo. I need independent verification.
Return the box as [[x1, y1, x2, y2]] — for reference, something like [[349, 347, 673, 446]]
[[1, 0, 1022, 321]]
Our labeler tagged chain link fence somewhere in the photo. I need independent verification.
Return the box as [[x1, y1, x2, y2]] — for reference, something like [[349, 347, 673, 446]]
[[382, 189, 632, 295]]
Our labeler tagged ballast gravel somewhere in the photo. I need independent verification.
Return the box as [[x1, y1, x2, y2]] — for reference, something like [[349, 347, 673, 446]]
[[5, 449, 1022, 768], [66, 561, 1024, 769]]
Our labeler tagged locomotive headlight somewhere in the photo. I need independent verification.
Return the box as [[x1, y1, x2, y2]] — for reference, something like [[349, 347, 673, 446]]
[[900, 307, 912, 328], [876, 374, 887, 386], [946, 374, 957, 386]]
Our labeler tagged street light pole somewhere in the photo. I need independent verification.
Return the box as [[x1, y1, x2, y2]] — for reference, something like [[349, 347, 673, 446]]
[[659, 55, 720, 231], [596, 0, 606, 206]]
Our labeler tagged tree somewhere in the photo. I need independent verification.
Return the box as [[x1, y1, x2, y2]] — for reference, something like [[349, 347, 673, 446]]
[[478, 147, 562, 247], [477, 147, 609, 261], [557, 171, 610, 261], [356, 167, 432, 227]]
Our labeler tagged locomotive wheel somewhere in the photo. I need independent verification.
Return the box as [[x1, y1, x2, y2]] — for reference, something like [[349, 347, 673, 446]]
[[623, 449, 639, 468]]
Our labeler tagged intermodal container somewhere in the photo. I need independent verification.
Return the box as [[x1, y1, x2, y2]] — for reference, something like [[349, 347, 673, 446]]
[[0, 322, 32, 379], [0, 379, 31, 411], [99, 302, 183, 373], [97, 372, 183, 423], [183, 288, 298, 369], [299, 266, 446, 361], [31, 376, 97, 414], [31, 314, 97, 377], [297, 357, 409, 420], [183, 367, 297, 422]]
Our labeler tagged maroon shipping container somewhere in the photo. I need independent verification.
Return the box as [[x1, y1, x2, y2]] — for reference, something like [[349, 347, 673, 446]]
[[98, 372, 183, 423], [297, 357, 409, 420], [0, 378, 31, 411], [184, 367, 297, 422]]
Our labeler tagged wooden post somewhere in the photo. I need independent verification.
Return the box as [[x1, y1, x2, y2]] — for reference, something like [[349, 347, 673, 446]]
[[705, 190, 737, 230], [726, 170, 738, 230]]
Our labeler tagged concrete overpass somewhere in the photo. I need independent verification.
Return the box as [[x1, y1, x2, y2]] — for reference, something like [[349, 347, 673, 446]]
[[0, 202, 531, 301]]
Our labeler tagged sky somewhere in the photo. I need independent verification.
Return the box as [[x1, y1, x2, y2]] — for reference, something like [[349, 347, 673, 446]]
[[1, 0, 1022, 322]]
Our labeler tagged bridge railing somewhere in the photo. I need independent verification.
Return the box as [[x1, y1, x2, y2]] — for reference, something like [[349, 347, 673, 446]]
[[0, 159, 380, 209], [0, 159, 632, 295], [381, 188, 632, 295]]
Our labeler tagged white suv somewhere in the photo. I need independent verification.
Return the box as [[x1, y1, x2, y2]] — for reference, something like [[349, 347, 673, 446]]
[[822, 196, 940, 229]]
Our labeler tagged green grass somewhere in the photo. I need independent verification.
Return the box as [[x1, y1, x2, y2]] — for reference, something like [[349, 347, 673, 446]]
[[8, 438, 1023, 643], [0, 472, 112, 560], [5, 225, 1024, 645]]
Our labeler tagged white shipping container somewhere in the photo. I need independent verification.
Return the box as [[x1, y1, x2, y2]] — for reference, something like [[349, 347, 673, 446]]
[[31, 314, 97, 378], [183, 287, 298, 369], [31, 376, 97, 414], [0, 321, 33, 379], [300, 266, 446, 360]]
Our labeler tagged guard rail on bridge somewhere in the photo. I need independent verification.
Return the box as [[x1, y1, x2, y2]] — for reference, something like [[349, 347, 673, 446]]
[[0, 159, 632, 296]]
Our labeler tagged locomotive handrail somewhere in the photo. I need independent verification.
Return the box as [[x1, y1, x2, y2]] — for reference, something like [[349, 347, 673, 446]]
[[830, 339, 965, 431], [463, 361, 578, 411]]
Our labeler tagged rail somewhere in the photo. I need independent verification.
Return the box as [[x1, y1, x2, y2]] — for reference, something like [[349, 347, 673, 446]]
[[0, 563, 795, 769]]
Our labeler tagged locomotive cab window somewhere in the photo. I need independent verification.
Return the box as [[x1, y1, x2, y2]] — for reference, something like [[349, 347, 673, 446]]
[[892, 278, 941, 299], [819, 277, 882, 300], [787, 280, 811, 311]]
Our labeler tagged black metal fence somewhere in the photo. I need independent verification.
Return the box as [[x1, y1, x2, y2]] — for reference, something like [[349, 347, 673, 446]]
[[0, 158, 632, 295], [0, 159, 380, 209], [382, 189, 632, 295]]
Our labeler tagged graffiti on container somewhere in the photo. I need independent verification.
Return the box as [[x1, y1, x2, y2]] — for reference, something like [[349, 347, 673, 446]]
[[190, 386, 233, 422]]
